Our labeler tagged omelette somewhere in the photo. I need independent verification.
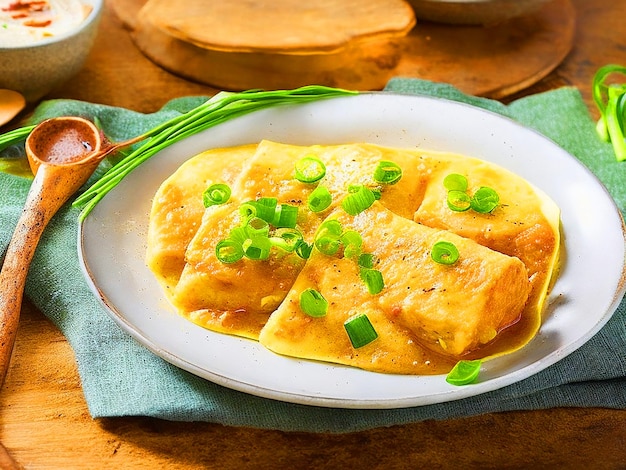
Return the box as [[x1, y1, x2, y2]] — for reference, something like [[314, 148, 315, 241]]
[[146, 140, 561, 375]]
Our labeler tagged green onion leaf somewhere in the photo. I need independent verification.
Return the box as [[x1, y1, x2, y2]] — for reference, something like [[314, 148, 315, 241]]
[[431, 240, 460, 265], [307, 185, 332, 212], [215, 239, 244, 264], [344, 314, 378, 348], [443, 173, 468, 192], [341, 185, 376, 215], [470, 187, 499, 213], [299, 288, 328, 317], [359, 268, 384, 295], [446, 359, 482, 386], [71, 85, 358, 220], [202, 183, 231, 207], [446, 190, 471, 212], [373, 160, 403, 185], [593, 65, 626, 161], [294, 155, 326, 183]]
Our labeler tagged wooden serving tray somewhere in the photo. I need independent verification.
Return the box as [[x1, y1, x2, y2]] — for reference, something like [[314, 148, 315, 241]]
[[111, 0, 574, 98]]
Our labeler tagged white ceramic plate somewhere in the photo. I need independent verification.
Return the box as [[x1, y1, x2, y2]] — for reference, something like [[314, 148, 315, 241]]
[[78, 93, 626, 409]]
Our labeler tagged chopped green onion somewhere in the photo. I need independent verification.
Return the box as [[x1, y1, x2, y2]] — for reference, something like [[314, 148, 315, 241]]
[[242, 236, 272, 260], [215, 239, 244, 264], [470, 186, 500, 213], [228, 226, 247, 244], [341, 185, 376, 215], [245, 217, 270, 238], [446, 359, 482, 386], [294, 155, 326, 183], [359, 268, 384, 295], [253, 197, 279, 222], [295, 240, 313, 259], [593, 64, 626, 161], [307, 185, 332, 212], [299, 288, 328, 317], [317, 219, 343, 237], [373, 160, 403, 185], [446, 190, 471, 212], [344, 314, 378, 348], [340, 230, 363, 259], [270, 228, 304, 252], [202, 183, 231, 207], [315, 235, 342, 256], [358, 253, 376, 269], [443, 173, 468, 192], [273, 203, 299, 228], [431, 240, 460, 265], [314, 219, 343, 255], [72, 85, 358, 220], [239, 202, 258, 221]]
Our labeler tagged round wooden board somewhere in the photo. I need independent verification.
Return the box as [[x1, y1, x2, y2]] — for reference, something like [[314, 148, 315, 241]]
[[111, 0, 574, 99]]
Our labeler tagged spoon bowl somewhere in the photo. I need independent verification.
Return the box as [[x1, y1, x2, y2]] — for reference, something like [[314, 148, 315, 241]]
[[0, 89, 25, 127]]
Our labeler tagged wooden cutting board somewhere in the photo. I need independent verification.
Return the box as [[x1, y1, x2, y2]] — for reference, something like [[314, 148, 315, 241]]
[[111, 0, 575, 98]]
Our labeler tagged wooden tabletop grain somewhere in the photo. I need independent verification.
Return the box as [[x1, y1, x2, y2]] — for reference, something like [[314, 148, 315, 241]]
[[1, 0, 625, 468]]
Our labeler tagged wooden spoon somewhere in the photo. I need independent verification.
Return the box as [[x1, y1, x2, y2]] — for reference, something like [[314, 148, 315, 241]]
[[0, 90, 26, 127], [0, 116, 142, 385]]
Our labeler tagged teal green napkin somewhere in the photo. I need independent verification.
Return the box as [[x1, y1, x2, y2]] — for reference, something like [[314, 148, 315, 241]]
[[1, 79, 625, 433]]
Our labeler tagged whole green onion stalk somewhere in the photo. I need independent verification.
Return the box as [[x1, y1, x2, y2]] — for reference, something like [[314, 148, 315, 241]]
[[0, 85, 358, 220], [593, 64, 626, 161]]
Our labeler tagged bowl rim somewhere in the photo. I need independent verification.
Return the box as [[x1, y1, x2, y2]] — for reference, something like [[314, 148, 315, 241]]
[[0, 0, 103, 51]]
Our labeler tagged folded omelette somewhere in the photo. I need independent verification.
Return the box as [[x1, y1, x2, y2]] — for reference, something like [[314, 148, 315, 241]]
[[146, 140, 560, 375]]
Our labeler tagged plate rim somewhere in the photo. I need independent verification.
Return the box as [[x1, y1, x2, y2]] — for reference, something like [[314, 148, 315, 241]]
[[78, 91, 626, 409]]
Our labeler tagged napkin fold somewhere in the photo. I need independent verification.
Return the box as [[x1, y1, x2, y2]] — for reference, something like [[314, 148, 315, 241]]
[[1, 79, 625, 433]]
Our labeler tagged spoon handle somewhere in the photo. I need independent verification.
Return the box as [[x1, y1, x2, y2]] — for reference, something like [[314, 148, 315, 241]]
[[0, 167, 77, 385]]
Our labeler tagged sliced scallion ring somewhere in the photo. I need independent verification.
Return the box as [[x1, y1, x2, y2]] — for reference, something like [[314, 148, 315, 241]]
[[202, 183, 231, 207], [273, 203, 299, 228], [341, 185, 376, 215], [340, 230, 363, 259], [215, 239, 244, 264], [443, 173, 468, 192], [299, 288, 328, 317], [358, 253, 376, 269], [470, 187, 499, 213], [344, 314, 378, 348], [295, 240, 313, 259], [242, 236, 272, 260], [446, 359, 482, 386], [307, 185, 333, 212], [431, 240, 460, 265], [294, 155, 326, 183], [359, 268, 384, 295], [446, 190, 471, 212], [373, 160, 403, 185]]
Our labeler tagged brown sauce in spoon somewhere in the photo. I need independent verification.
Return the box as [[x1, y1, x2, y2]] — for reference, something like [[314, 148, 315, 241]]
[[28, 118, 99, 165]]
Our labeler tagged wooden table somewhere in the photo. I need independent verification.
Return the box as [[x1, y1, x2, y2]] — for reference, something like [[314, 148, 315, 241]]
[[1, 1, 625, 468]]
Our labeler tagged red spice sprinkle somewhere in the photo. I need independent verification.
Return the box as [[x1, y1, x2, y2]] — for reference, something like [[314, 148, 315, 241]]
[[23, 18, 51, 27], [2, 1, 50, 13]]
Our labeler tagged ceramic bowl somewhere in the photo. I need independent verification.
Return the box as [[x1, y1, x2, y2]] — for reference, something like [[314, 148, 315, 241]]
[[408, 0, 550, 25], [0, 0, 103, 102]]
